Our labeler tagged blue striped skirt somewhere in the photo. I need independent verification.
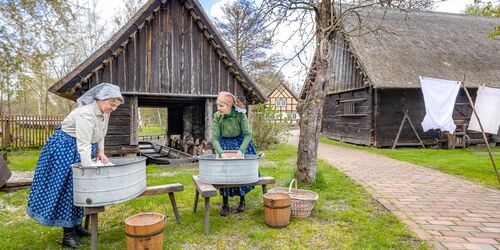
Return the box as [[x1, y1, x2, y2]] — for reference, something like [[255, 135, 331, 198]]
[[218, 135, 257, 197], [27, 128, 96, 227]]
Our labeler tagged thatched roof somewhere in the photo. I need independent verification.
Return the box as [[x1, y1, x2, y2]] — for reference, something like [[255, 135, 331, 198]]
[[49, 0, 266, 102], [342, 7, 500, 88]]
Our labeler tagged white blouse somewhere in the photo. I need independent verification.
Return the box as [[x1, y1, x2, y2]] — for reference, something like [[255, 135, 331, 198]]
[[61, 101, 109, 166]]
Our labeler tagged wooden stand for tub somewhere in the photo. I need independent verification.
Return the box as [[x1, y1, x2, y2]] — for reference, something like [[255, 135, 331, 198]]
[[192, 175, 275, 235], [84, 183, 183, 250]]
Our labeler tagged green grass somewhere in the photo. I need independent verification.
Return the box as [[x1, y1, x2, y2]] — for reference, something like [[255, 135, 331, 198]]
[[5, 148, 41, 171], [0, 144, 427, 249], [139, 126, 166, 136], [320, 138, 500, 189]]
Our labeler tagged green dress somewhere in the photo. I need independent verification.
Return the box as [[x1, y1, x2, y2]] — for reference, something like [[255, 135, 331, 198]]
[[211, 108, 257, 197]]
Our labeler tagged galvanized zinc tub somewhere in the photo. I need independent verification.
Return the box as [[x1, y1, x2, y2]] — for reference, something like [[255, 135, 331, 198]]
[[72, 157, 147, 207], [198, 154, 260, 184]]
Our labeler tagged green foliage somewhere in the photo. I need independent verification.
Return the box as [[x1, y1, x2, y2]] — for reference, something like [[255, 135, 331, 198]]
[[320, 138, 500, 189], [0, 0, 73, 114], [0, 144, 428, 249], [249, 104, 288, 150], [465, 1, 500, 38], [488, 25, 500, 39]]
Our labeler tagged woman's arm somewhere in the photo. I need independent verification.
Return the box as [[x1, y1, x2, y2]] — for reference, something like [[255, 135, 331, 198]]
[[75, 113, 95, 166], [238, 113, 252, 153], [211, 113, 224, 155], [96, 114, 109, 164]]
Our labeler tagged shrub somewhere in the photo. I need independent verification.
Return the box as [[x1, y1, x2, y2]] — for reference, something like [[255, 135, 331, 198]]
[[249, 104, 288, 150]]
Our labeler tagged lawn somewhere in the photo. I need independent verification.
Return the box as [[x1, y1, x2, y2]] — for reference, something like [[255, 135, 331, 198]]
[[139, 126, 166, 136], [5, 148, 41, 171], [0, 144, 427, 249], [320, 138, 500, 190]]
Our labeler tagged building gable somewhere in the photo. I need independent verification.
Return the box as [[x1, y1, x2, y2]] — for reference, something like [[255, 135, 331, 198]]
[[49, 0, 265, 103]]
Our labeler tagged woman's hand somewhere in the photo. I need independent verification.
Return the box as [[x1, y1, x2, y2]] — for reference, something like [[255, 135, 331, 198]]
[[235, 151, 244, 159], [220, 153, 229, 159], [96, 151, 109, 164]]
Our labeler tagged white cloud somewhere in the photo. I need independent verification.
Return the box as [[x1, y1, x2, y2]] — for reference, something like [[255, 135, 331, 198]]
[[210, 0, 234, 19], [434, 0, 470, 13]]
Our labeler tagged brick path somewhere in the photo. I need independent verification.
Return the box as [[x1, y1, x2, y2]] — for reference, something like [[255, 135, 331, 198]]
[[287, 131, 500, 249]]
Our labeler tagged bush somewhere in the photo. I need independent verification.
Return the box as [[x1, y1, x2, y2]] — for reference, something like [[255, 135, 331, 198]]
[[249, 104, 288, 150]]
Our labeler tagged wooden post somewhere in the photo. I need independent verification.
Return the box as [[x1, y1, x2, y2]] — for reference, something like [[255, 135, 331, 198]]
[[205, 98, 213, 143], [392, 110, 425, 149], [461, 81, 500, 185], [129, 96, 139, 145]]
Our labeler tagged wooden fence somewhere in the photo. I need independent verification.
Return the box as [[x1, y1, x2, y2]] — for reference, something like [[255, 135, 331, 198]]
[[0, 114, 65, 149]]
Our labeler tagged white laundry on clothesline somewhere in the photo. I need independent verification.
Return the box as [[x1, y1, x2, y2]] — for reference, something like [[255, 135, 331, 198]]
[[468, 86, 500, 135], [420, 76, 460, 133]]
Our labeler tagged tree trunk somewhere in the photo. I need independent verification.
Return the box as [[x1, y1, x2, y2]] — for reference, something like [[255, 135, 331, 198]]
[[156, 108, 162, 127], [296, 0, 332, 184], [296, 55, 330, 183]]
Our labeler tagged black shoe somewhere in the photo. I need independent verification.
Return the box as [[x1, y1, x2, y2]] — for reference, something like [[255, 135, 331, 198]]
[[74, 225, 91, 237], [220, 205, 230, 217], [237, 201, 246, 212], [62, 227, 79, 248]]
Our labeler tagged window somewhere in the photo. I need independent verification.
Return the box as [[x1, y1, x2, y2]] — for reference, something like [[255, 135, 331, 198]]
[[292, 112, 299, 120], [337, 98, 367, 117], [342, 101, 355, 115], [275, 98, 287, 107]]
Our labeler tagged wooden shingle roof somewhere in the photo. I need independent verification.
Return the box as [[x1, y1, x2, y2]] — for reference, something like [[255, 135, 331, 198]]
[[49, 0, 266, 102]]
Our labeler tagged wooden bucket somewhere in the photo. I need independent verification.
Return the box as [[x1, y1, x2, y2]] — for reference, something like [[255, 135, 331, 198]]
[[124, 213, 165, 250], [263, 192, 291, 228]]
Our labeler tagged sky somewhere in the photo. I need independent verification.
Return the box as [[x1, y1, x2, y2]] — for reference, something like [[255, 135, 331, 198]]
[[97, 0, 492, 91]]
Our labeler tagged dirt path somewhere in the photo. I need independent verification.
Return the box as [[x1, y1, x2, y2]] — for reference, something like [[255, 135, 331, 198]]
[[287, 130, 500, 250]]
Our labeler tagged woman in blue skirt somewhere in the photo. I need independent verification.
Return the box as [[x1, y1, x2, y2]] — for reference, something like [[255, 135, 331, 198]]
[[211, 91, 257, 216], [27, 83, 123, 248]]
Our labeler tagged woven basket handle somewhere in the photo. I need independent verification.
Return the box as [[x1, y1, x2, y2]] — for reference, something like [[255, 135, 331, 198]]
[[288, 179, 297, 193]]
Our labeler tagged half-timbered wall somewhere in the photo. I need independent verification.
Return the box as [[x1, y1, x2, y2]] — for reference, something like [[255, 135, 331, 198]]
[[82, 0, 247, 101], [267, 85, 299, 124]]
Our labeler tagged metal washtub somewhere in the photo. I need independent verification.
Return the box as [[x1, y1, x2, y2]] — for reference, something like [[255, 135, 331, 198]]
[[198, 154, 261, 184], [72, 156, 147, 207]]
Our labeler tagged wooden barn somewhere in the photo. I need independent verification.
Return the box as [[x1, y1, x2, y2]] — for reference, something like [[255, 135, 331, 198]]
[[320, 8, 500, 147], [49, 0, 266, 154], [266, 83, 300, 125]]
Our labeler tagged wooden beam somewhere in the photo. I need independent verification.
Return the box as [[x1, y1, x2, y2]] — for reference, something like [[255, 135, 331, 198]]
[[139, 183, 184, 197], [205, 98, 214, 143]]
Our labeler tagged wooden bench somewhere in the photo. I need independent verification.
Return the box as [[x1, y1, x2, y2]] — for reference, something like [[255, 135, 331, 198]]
[[192, 175, 275, 235], [84, 183, 183, 250]]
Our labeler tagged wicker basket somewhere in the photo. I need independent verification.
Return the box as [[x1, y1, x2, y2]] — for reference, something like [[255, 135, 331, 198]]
[[268, 179, 319, 218]]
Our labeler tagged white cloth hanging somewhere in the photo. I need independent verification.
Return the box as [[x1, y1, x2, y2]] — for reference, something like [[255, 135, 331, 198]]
[[420, 76, 460, 132], [468, 86, 500, 135]]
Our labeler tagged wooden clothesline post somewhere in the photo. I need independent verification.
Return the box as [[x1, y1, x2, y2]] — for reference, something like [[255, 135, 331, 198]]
[[460, 78, 500, 185]]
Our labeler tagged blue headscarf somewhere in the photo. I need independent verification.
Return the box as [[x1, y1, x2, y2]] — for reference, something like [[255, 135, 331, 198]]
[[76, 83, 124, 106]]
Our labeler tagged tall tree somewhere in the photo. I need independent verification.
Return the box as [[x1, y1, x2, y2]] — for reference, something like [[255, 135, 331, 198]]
[[112, 0, 147, 30], [262, 0, 434, 183], [466, 1, 500, 38], [0, 0, 73, 114], [47, 0, 111, 115], [214, 0, 277, 76]]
